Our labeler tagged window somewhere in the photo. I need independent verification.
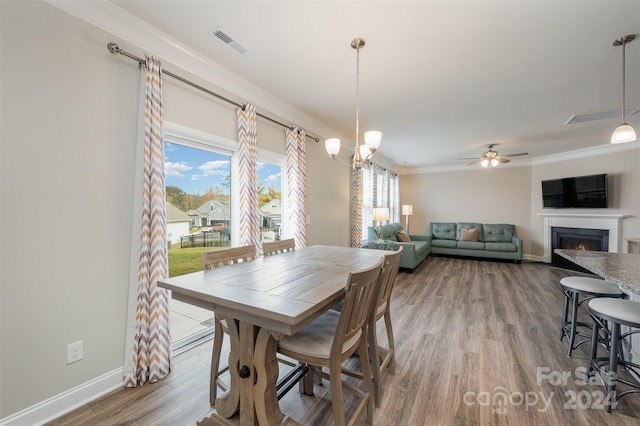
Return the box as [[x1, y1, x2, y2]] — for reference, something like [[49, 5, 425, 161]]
[[162, 122, 286, 348], [258, 160, 283, 244], [361, 165, 400, 239], [164, 122, 235, 348]]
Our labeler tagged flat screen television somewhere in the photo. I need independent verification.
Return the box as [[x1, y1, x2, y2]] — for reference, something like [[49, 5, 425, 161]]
[[542, 173, 608, 208]]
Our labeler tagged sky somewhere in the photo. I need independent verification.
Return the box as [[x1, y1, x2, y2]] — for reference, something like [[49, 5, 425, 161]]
[[164, 142, 282, 195]]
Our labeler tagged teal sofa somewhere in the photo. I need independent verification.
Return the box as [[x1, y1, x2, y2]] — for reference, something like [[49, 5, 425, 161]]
[[428, 222, 522, 263], [366, 223, 431, 270]]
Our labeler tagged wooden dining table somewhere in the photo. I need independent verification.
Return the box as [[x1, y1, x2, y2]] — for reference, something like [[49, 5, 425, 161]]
[[157, 245, 387, 425]]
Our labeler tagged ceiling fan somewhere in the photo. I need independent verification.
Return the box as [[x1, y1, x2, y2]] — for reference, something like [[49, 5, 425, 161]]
[[457, 144, 529, 168]]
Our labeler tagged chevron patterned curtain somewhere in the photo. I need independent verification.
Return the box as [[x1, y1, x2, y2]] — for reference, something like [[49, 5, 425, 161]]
[[124, 55, 172, 387], [237, 103, 260, 255], [285, 127, 307, 248], [350, 166, 363, 247]]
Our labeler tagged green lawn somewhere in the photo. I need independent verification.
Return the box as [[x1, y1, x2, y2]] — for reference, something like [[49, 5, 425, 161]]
[[167, 245, 227, 277]]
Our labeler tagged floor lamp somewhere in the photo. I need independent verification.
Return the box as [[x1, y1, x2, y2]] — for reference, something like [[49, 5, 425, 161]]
[[402, 205, 413, 233]]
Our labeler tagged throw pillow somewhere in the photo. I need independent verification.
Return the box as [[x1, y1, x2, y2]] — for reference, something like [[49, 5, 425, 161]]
[[396, 230, 411, 242], [460, 227, 479, 242]]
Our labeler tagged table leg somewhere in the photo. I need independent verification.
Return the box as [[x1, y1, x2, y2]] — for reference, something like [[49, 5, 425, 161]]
[[214, 318, 241, 418], [254, 328, 284, 425], [206, 319, 296, 426]]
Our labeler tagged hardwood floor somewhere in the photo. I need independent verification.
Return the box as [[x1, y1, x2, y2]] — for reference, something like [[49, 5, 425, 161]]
[[48, 256, 640, 425]]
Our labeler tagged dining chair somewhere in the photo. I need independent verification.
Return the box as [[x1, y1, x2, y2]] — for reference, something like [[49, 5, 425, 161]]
[[367, 247, 402, 406], [202, 245, 257, 406], [338, 248, 403, 407], [262, 238, 296, 256], [277, 257, 384, 426]]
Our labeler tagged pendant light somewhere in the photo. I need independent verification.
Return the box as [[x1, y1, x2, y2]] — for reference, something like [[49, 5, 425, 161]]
[[611, 34, 637, 144], [325, 38, 381, 169]]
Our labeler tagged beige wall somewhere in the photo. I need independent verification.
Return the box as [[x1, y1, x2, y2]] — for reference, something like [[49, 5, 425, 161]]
[[530, 148, 640, 257], [2, 0, 638, 421], [400, 145, 639, 259], [401, 166, 534, 254], [0, 0, 349, 418]]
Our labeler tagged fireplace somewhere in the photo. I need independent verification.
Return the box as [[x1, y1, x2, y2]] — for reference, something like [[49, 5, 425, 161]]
[[551, 226, 609, 271], [539, 213, 623, 263]]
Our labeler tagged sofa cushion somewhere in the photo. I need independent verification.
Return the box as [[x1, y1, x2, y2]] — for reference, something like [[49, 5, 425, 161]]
[[396, 230, 411, 242], [483, 224, 515, 242], [432, 239, 457, 248], [457, 241, 485, 250], [456, 222, 484, 241], [459, 227, 479, 242], [430, 222, 457, 240], [376, 223, 403, 241], [485, 242, 517, 252]]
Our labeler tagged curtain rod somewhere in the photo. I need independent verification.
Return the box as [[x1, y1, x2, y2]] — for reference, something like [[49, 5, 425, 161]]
[[107, 42, 319, 142]]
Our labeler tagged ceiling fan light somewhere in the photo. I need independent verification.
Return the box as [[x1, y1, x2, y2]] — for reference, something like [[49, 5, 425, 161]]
[[491, 158, 500, 167], [611, 123, 637, 144], [364, 130, 382, 152], [480, 159, 489, 168], [325, 138, 341, 157]]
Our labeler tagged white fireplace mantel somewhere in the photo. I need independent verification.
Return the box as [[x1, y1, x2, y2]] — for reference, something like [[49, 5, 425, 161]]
[[537, 213, 625, 263]]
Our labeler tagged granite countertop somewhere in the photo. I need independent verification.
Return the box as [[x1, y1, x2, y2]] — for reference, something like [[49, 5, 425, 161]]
[[555, 249, 640, 294]]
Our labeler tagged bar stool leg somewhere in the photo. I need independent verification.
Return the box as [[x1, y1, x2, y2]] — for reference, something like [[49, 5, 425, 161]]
[[605, 322, 620, 413], [560, 289, 570, 342], [567, 292, 580, 357], [586, 315, 600, 382]]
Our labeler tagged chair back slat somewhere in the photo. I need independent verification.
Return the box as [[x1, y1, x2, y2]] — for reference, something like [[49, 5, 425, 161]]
[[376, 247, 403, 317], [202, 245, 257, 270], [262, 238, 296, 256], [332, 257, 384, 358]]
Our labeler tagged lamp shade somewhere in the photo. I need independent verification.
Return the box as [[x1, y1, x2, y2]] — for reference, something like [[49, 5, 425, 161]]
[[611, 123, 637, 144], [402, 205, 413, 215], [373, 207, 390, 222], [325, 138, 341, 156], [359, 144, 371, 160], [364, 130, 382, 151]]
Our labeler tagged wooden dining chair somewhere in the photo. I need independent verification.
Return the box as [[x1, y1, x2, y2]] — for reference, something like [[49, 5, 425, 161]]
[[367, 247, 402, 406], [262, 238, 295, 256], [202, 245, 257, 406], [277, 257, 384, 426]]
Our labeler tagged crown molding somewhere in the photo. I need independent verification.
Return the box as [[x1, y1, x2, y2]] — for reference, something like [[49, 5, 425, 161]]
[[530, 140, 639, 165], [44, 0, 338, 142], [399, 141, 639, 175]]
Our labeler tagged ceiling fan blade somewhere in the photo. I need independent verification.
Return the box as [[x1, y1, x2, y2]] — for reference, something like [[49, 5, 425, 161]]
[[501, 152, 529, 157], [496, 157, 510, 163], [466, 159, 480, 165], [456, 157, 480, 160]]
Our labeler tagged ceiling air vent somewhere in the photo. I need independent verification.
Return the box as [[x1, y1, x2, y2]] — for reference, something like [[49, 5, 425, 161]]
[[565, 105, 640, 124], [208, 27, 250, 55]]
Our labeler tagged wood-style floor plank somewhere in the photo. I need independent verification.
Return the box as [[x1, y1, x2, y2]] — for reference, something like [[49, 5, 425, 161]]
[[47, 256, 640, 425]]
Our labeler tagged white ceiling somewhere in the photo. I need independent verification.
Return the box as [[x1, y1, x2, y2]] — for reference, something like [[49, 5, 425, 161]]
[[108, 0, 640, 171]]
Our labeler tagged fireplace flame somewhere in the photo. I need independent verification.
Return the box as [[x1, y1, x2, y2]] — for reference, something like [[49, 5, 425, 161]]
[[575, 243, 588, 251]]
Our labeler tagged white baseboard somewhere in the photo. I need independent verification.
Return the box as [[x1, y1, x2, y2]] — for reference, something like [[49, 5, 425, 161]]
[[0, 367, 123, 426], [523, 254, 544, 262]]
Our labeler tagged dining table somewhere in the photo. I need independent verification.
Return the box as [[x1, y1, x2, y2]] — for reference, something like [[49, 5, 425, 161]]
[[157, 244, 388, 425]]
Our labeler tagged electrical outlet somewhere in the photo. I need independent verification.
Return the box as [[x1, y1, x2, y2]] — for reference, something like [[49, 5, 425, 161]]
[[67, 341, 83, 364]]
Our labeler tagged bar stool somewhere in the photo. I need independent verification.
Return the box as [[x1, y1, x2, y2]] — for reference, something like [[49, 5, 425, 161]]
[[559, 276, 625, 357], [586, 298, 640, 413]]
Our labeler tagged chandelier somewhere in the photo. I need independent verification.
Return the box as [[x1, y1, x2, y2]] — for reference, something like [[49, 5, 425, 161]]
[[325, 38, 382, 169]]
